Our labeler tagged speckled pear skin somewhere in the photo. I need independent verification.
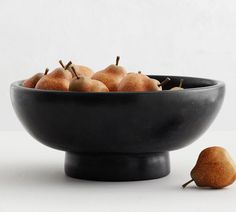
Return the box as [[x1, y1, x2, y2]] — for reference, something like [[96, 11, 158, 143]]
[[23, 73, 44, 88], [68, 64, 94, 78], [118, 72, 161, 92], [92, 57, 127, 91], [191, 147, 236, 188], [48, 67, 72, 81], [35, 77, 69, 91], [69, 76, 109, 92], [35, 68, 71, 91]]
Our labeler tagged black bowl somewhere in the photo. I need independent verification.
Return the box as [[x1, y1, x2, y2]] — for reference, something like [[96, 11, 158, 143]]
[[10, 75, 225, 181]]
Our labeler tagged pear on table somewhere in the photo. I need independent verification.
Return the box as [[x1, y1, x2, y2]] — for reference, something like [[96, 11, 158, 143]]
[[92, 56, 127, 91], [35, 60, 72, 91], [23, 68, 49, 88], [170, 79, 184, 91], [182, 146, 236, 189], [118, 71, 170, 92], [69, 67, 109, 92]]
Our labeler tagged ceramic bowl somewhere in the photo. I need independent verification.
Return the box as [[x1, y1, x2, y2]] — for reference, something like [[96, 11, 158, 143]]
[[10, 75, 225, 181]]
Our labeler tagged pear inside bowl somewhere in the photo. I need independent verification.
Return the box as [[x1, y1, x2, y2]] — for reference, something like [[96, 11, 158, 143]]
[[10, 75, 225, 181]]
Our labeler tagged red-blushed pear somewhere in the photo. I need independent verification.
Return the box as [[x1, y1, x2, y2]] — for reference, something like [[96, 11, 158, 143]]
[[67, 62, 94, 78], [49, 60, 73, 81], [69, 67, 109, 92], [92, 56, 127, 91], [182, 146, 236, 189], [35, 60, 72, 91], [23, 68, 49, 88], [118, 71, 170, 92]]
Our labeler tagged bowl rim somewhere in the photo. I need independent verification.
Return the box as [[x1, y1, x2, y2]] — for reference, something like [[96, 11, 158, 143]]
[[11, 75, 225, 94]]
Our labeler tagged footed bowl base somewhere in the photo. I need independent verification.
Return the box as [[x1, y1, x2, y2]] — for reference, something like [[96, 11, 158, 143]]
[[65, 152, 170, 181]]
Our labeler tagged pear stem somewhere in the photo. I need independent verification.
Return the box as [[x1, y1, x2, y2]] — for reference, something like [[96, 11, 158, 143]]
[[71, 66, 79, 79], [65, 61, 72, 70], [179, 79, 184, 88], [158, 77, 171, 87], [116, 56, 120, 66], [182, 179, 194, 188], [59, 60, 65, 68], [44, 68, 49, 75]]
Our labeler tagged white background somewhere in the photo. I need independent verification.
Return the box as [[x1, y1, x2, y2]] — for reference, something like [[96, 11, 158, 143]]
[[0, 0, 236, 211], [1, 0, 236, 132]]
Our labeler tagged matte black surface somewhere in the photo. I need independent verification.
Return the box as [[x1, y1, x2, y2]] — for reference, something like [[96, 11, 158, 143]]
[[10, 75, 225, 181], [65, 152, 170, 181]]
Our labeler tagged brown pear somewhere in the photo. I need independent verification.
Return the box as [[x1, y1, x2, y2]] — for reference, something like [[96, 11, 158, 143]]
[[170, 79, 184, 91], [69, 67, 109, 92], [50, 60, 73, 80], [35, 61, 72, 91], [92, 56, 127, 91], [67, 63, 94, 78], [182, 146, 236, 189], [23, 68, 49, 88], [118, 71, 170, 92]]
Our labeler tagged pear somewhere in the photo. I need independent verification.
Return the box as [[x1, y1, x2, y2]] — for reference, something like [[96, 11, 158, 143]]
[[69, 67, 109, 92], [52, 60, 73, 80], [118, 71, 170, 92], [67, 63, 94, 78], [35, 61, 72, 91], [170, 79, 184, 91], [92, 56, 127, 91], [182, 146, 236, 189], [23, 68, 49, 88]]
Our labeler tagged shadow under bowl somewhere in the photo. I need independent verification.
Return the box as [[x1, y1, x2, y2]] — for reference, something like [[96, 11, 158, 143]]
[[10, 75, 225, 181]]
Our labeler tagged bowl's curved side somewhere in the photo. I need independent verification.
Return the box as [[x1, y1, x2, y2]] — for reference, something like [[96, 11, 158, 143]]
[[10, 78, 225, 153]]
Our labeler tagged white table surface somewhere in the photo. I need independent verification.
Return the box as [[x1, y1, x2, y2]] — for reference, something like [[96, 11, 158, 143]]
[[0, 130, 235, 212]]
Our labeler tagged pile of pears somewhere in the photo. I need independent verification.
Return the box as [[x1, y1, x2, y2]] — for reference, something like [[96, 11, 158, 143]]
[[23, 57, 184, 92]]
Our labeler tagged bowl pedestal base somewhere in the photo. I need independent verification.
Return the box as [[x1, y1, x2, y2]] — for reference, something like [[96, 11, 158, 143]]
[[65, 152, 170, 181]]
